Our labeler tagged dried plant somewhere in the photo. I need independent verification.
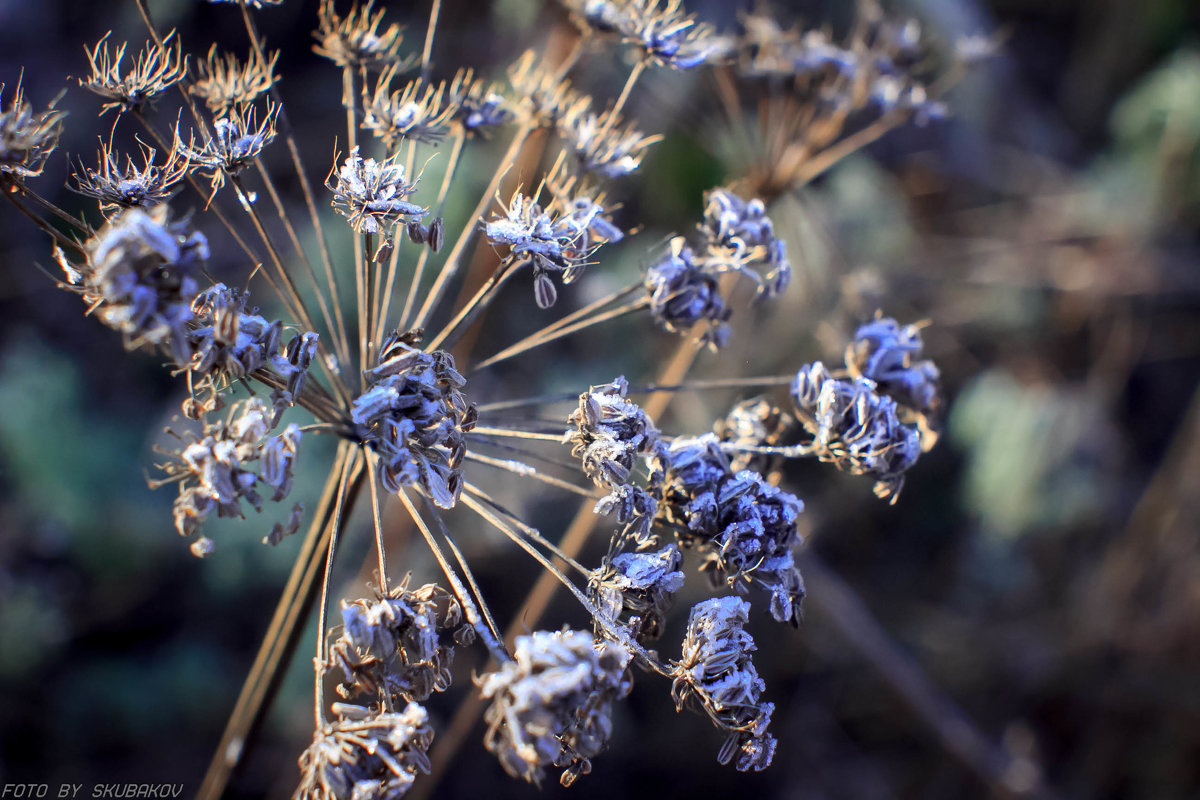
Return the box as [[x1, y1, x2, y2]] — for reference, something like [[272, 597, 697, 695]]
[[0, 0, 1003, 797]]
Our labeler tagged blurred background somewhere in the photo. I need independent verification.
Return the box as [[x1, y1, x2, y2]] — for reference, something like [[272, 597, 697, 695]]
[[1, 0, 1199, 798]]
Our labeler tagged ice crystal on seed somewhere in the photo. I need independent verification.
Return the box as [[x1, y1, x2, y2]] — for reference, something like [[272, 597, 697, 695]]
[[56, 205, 207, 366], [295, 702, 433, 800], [478, 629, 631, 787], [0, 81, 65, 180], [351, 333, 475, 508], [671, 596, 776, 772], [329, 146, 427, 237]]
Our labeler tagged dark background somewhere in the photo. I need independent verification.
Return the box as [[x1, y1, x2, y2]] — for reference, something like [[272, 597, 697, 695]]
[[1, 0, 1199, 798]]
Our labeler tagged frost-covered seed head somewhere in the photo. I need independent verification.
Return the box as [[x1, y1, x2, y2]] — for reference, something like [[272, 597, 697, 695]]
[[191, 45, 279, 116], [329, 146, 427, 237], [671, 596, 776, 772], [314, 0, 407, 70], [295, 702, 433, 800], [328, 580, 465, 705], [0, 81, 66, 179], [791, 362, 922, 502], [478, 629, 631, 787], [79, 32, 186, 116], [644, 237, 732, 349], [59, 205, 207, 365], [352, 334, 474, 508], [70, 141, 189, 211], [590, 544, 685, 642]]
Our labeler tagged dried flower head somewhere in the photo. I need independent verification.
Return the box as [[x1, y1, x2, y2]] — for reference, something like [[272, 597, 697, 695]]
[[478, 629, 631, 787], [80, 32, 186, 116], [0, 80, 66, 180], [559, 99, 660, 178], [651, 434, 806, 624], [329, 146, 427, 239], [156, 397, 302, 550], [485, 186, 621, 307], [351, 333, 475, 508], [314, 0, 406, 70], [699, 188, 790, 300], [644, 237, 732, 349], [791, 361, 922, 503], [448, 68, 513, 135], [295, 702, 433, 800], [590, 544, 685, 642], [508, 51, 584, 127], [845, 315, 942, 440], [328, 579, 466, 704], [191, 45, 279, 117], [362, 68, 456, 148], [671, 596, 776, 771], [616, 0, 731, 69], [714, 397, 793, 473], [55, 205, 207, 365], [188, 283, 318, 419], [70, 139, 188, 210], [175, 102, 279, 194]]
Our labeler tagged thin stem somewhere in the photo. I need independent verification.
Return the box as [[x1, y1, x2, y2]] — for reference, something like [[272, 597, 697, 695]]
[[610, 58, 645, 121], [342, 66, 366, 382], [463, 452, 597, 498], [366, 453, 389, 595], [252, 158, 352, 402], [462, 482, 592, 575], [238, 3, 350, 385], [475, 374, 797, 413], [468, 426, 566, 442], [413, 122, 533, 331], [395, 129, 465, 335], [395, 489, 509, 662], [314, 449, 355, 728], [2, 189, 82, 254], [199, 444, 365, 800], [474, 295, 650, 370], [419, 0, 443, 84], [426, 260, 521, 351], [418, 494, 507, 657]]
